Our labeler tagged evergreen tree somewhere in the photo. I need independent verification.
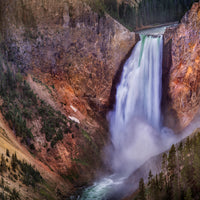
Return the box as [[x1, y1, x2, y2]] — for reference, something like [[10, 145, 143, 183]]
[[138, 131, 200, 200], [162, 153, 167, 172], [172, 175, 180, 200], [158, 172, 164, 191], [6, 149, 10, 157], [0, 154, 7, 173], [185, 137, 191, 154], [138, 178, 146, 200], [154, 174, 160, 200], [10, 188, 20, 200], [193, 154, 200, 188], [168, 144, 176, 180], [11, 153, 18, 171], [148, 170, 153, 185], [184, 188, 192, 200]]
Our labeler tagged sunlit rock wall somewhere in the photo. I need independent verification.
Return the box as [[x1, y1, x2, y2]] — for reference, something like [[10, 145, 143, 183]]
[[163, 2, 200, 130]]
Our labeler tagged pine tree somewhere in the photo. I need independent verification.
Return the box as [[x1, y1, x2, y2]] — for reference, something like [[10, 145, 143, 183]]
[[10, 188, 20, 200], [172, 175, 180, 200], [184, 188, 192, 200], [185, 137, 191, 154], [162, 153, 167, 172], [148, 170, 153, 185], [6, 149, 10, 157], [138, 131, 200, 200], [158, 172, 164, 191], [0, 154, 7, 173], [138, 178, 146, 200], [154, 174, 160, 200], [11, 153, 18, 171], [168, 144, 176, 180], [177, 141, 183, 165], [193, 153, 200, 188]]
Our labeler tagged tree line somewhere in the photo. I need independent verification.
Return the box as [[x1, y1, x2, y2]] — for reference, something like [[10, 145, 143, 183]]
[[103, 0, 198, 30], [0, 62, 73, 149], [135, 130, 200, 200]]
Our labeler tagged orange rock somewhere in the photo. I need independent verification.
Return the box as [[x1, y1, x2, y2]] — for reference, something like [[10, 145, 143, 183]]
[[163, 2, 200, 131]]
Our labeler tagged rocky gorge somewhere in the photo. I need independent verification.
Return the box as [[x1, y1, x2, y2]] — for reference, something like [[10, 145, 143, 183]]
[[162, 2, 200, 131], [0, 0, 199, 199], [0, 0, 136, 198]]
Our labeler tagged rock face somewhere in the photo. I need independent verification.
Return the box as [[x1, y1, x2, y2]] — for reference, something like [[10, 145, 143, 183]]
[[0, 0, 136, 195], [0, 0, 135, 117], [163, 2, 200, 130]]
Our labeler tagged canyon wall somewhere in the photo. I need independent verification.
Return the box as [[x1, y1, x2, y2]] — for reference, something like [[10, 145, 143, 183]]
[[0, 0, 136, 196], [0, 0, 199, 198], [0, 0, 135, 117], [163, 1, 200, 131]]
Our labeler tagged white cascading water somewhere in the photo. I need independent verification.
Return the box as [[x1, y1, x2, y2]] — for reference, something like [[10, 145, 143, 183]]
[[80, 34, 175, 200], [113, 35, 162, 131], [109, 35, 163, 175]]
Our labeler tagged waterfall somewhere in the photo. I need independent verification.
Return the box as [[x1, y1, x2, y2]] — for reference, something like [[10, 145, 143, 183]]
[[109, 35, 163, 175], [80, 34, 174, 200]]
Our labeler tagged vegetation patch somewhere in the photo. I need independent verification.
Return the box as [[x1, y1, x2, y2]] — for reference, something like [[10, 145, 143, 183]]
[[81, 129, 92, 142], [86, 0, 106, 17], [0, 151, 43, 199], [71, 158, 88, 166], [135, 130, 200, 200], [102, 0, 198, 30], [0, 62, 72, 149], [60, 169, 80, 184], [39, 187, 56, 200]]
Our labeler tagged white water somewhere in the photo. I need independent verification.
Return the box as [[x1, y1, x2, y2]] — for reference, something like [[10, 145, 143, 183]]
[[80, 34, 176, 199], [80, 175, 126, 200], [109, 35, 163, 175]]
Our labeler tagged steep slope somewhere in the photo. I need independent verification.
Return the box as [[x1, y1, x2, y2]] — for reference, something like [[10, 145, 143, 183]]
[[0, 0, 135, 118], [0, 105, 67, 199], [163, 2, 200, 131], [126, 129, 200, 200], [0, 0, 136, 198]]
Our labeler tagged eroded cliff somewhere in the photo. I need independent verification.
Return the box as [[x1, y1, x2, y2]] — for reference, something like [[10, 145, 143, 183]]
[[163, 2, 200, 130], [0, 0, 136, 198]]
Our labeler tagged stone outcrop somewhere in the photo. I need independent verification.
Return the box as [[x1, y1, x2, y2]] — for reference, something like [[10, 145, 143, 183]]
[[163, 2, 200, 131], [0, 0, 136, 195], [0, 0, 135, 118]]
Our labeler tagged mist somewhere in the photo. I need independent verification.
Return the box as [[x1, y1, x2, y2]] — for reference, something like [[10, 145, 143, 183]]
[[107, 35, 164, 176], [80, 33, 197, 199]]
